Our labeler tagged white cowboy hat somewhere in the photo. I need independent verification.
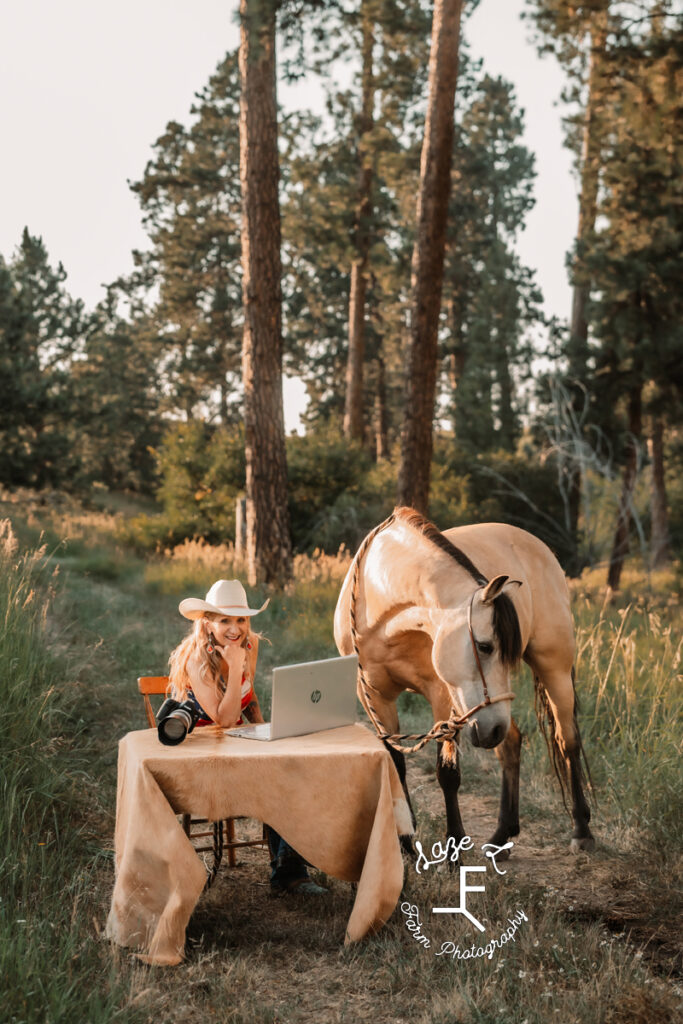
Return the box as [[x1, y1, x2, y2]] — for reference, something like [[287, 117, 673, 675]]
[[179, 579, 269, 620]]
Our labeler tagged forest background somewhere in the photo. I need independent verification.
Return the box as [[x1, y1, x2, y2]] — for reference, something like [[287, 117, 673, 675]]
[[1, 3, 682, 1023], [1, 0, 681, 588]]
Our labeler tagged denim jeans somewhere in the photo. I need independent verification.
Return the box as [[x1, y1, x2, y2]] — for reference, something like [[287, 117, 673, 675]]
[[266, 826, 309, 889]]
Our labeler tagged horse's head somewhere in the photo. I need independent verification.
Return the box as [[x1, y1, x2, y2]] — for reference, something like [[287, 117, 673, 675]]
[[432, 576, 523, 749]]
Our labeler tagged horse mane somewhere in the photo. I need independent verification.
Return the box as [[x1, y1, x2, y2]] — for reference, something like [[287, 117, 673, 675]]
[[492, 592, 523, 668], [393, 506, 523, 667]]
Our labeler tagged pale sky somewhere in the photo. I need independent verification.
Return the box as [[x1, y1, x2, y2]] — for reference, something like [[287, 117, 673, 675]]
[[0, 1, 577, 430]]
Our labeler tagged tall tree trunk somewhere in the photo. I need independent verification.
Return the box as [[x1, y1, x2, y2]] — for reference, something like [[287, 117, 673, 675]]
[[649, 413, 670, 569], [566, 9, 608, 552], [447, 293, 466, 436], [239, 0, 292, 586], [397, 0, 463, 513], [374, 354, 388, 460], [607, 383, 642, 592], [343, 8, 375, 442], [496, 339, 516, 452]]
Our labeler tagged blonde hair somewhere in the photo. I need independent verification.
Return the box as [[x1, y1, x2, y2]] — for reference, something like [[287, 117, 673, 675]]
[[168, 612, 259, 702]]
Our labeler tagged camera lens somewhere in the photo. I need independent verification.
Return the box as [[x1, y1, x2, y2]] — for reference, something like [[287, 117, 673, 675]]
[[158, 707, 193, 745], [160, 717, 187, 742]]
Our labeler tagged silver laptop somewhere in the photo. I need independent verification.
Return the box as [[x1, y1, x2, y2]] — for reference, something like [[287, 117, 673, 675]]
[[228, 653, 358, 741]]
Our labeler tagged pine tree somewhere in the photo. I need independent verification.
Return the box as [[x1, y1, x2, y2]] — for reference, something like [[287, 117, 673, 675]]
[[239, 0, 292, 586], [397, 0, 465, 513], [281, 0, 430, 453], [129, 55, 243, 423], [343, 0, 376, 442], [527, 1, 681, 582], [442, 72, 542, 453], [0, 231, 83, 486], [526, 0, 611, 562], [69, 289, 163, 491], [586, 15, 682, 589]]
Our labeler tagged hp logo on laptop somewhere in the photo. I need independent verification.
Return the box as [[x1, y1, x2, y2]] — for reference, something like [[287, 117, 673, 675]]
[[310, 689, 322, 704]]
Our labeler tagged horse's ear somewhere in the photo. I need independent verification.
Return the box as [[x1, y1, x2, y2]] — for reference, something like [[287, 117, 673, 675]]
[[384, 606, 442, 640], [482, 575, 508, 604], [481, 576, 522, 604]]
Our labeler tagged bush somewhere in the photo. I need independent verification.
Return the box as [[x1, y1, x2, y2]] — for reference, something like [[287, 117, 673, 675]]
[[287, 427, 375, 551], [118, 423, 585, 567], [430, 441, 579, 568], [155, 420, 246, 544]]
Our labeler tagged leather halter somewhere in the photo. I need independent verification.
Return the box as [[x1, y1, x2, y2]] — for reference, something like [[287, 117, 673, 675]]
[[454, 587, 516, 725]]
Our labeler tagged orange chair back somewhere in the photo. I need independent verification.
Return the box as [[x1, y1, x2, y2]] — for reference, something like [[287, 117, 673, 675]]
[[137, 675, 170, 728]]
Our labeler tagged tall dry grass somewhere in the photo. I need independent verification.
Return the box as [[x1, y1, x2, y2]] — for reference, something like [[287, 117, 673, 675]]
[[0, 519, 142, 1024]]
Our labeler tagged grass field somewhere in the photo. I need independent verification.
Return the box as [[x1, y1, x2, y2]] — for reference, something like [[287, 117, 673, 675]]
[[0, 488, 681, 1024]]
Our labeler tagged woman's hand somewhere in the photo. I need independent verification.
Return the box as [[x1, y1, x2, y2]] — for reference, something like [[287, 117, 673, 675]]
[[220, 642, 246, 680]]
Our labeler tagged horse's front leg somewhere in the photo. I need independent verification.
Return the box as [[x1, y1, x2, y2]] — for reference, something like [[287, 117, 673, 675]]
[[488, 717, 521, 852], [358, 679, 417, 854], [436, 739, 467, 845], [383, 741, 418, 856]]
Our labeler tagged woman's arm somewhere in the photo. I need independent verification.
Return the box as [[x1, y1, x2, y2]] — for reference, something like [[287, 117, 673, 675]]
[[187, 647, 244, 727], [242, 637, 265, 724], [215, 643, 245, 725]]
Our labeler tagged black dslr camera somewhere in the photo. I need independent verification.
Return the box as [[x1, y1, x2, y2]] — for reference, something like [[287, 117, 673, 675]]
[[156, 697, 201, 746]]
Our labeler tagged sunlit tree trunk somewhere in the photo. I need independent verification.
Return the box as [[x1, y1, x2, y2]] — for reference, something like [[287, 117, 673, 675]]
[[239, 0, 292, 586], [374, 354, 388, 460], [649, 413, 670, 569], [566, 9, 608, 555], [344, 6, 375, 442], [447, 293, 466, 436], [607, 382, 642, 592], [397, 0, 463, 513], [496, 337, 516, 451]]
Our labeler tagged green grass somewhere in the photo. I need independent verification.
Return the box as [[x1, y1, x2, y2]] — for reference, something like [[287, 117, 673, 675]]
[[0, 496, 681, 1024]]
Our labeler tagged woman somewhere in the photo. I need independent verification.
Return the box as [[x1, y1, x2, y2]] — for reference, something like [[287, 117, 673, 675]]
[[169, 578, 327, 896]]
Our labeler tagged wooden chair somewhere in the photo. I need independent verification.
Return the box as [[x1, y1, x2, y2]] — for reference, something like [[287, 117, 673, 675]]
[[137, 676, 267, 882]]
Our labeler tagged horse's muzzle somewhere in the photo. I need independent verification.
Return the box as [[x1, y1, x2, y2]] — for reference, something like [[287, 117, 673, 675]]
[[469, 719, 506, 749]]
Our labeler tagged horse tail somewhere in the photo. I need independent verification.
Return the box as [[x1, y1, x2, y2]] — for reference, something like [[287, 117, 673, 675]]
[[533, 673, 569, 810], [533, 667, 595, 812]]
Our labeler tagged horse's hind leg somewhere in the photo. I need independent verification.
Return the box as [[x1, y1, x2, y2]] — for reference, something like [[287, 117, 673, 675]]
[[488, 717, 522, 851], [530, 658, 595, 853]]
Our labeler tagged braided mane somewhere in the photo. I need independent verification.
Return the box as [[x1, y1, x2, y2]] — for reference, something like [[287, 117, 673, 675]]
[[393, 506, 522, 667]]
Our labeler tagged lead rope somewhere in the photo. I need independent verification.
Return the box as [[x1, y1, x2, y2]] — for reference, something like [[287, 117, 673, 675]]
[[349, 513, 464, 754]]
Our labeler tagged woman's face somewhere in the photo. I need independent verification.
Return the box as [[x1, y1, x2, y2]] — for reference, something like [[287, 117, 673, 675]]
[[205, 614, 248, 648]]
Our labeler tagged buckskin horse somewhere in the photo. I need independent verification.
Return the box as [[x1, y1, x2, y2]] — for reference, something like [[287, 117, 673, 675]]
[[333, 507, 594, 854]]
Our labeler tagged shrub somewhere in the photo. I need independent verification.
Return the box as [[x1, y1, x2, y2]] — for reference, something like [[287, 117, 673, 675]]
[[155, 420, 246, 543], [286, 427, 376, 551], [430, 440, 579, 568], [119, 423, 588, 568]]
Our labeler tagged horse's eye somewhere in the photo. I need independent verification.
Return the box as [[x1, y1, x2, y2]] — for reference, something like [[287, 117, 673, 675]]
[[476, 641, 494, 656]]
